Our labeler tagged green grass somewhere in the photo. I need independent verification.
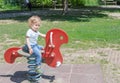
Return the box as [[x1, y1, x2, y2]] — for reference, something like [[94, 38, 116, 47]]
[[0, 15, 120, 49]]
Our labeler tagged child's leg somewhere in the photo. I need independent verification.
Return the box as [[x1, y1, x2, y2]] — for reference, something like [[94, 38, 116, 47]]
[[32, 46, 42, 65], [33, 45, 43, 74]]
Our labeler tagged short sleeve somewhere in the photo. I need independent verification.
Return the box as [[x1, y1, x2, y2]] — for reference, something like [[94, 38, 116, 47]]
[[26, 29, 31, 37], [37, 31, 41, 35]]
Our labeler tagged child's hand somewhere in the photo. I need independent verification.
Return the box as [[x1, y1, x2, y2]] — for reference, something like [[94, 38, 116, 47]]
[[29, 48, 33, 54]]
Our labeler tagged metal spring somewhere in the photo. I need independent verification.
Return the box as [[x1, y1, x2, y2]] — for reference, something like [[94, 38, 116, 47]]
[[27, 55, 41, 82]]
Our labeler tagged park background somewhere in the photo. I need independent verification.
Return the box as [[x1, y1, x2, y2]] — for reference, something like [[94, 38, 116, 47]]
[[0, 0, 120, 10]]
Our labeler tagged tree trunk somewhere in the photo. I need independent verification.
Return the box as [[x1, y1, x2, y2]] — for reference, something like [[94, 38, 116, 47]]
[[62, 0, 68, 15]]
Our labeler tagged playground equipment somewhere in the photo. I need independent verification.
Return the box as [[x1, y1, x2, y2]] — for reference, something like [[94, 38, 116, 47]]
[[4, 28, 68, 82]]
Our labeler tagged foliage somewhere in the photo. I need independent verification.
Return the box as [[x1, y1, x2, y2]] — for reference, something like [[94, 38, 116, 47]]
[[0, 0, 100, 10], [31, 0, 53, 7], [0, 0, 5, 9], [84, 0, 99, 6], [0, 0, 20, 10], [70, 0, 85, 6]]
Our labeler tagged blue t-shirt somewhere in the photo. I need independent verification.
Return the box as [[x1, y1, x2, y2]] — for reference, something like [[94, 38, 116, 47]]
[[26, 29, 40, 45]]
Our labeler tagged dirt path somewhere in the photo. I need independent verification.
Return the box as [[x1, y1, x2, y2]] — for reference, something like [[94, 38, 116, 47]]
[[106, 12, 120, 19]]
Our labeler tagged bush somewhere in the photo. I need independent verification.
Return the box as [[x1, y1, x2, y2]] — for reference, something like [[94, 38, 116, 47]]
[[70, 0, 85, 7], [31, 0, 53, 8], [115, 0, 120, 5], [0, 0, 4, 8], [0, 0, 100, 10], [69, 0, 99, 7], [84, 0, 99, 6]]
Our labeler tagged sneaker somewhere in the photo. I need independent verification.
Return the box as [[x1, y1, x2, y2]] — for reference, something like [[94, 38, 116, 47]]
[[35, 66, 43, 75]]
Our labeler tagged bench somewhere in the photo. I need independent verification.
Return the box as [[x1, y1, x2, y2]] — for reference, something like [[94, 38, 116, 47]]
[[17, 49, 30, 57], [102, 0, 117, 5]]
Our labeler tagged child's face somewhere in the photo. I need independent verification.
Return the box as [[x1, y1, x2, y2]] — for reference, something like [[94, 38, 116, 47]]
[[31, 23, 40, 32]]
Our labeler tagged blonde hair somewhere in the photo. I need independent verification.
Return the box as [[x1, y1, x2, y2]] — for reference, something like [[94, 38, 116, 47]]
[[28, 15, 41, 28]]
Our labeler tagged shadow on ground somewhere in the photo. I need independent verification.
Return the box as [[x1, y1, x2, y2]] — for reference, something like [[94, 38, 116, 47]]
[[0, 6, 120, 23], [0, 7, 110, 22], [0, 71, 55, 83], [0, 71, 27, 83]]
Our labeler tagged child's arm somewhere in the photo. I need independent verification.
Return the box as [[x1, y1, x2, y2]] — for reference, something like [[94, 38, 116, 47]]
[[26, 37, 33, 54], [39, 32, 46, 38]]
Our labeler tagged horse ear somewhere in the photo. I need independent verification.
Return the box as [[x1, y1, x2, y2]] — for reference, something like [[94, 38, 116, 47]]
[[46, 28, 68, 45]]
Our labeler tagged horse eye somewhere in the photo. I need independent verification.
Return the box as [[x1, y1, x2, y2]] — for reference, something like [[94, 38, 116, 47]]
[[60, 36, 64, 40]]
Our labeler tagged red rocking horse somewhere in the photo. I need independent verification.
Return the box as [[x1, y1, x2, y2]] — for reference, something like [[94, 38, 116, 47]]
[[4, 28, 68, 68]]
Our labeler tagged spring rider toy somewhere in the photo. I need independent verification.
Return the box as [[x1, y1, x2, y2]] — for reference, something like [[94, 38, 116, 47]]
[[4, 28, 68, 82]]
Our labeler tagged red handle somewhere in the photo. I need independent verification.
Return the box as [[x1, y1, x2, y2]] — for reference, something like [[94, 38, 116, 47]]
[[42, 28, 68, 67]]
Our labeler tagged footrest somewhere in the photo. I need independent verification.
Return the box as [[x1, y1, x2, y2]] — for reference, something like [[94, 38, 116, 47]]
[[17, 49, 30, 57]]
